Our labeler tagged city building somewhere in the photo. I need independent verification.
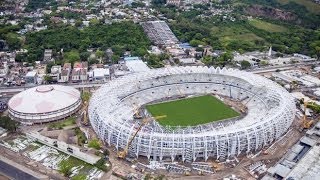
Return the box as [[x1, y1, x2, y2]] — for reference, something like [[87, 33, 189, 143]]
[[263, 122, 320, 180], [25, 71, 38, 84], [73, 61, 88, 70], [43, 49, 53, 61], [63, 63, 72, 72], [79, 69, 87, 81], [50, 65, 62, 82], [60, 69, 69, 83], [0, 62, 8, 77], [93, 68, 109, 80], [35, 63, 47, 75], [27, 132, 100, 165], [71, 69, 80, 82], [166, 0, 181, 6]]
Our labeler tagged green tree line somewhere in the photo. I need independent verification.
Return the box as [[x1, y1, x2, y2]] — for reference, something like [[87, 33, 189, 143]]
[[24, 21, 151, 62]]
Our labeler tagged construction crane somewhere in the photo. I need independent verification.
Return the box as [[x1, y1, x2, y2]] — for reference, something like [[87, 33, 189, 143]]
[[302, 99, 314, 129], [117, 115, 167, 159], [132, 103, 142, 119]]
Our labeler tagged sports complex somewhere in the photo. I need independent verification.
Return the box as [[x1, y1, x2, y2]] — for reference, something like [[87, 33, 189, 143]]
[[8, 85, 81, 124], [89, 66, 296, 162]]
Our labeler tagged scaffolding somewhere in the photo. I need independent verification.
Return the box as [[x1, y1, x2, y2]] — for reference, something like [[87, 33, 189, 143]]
[[89, 66, 296, 162]]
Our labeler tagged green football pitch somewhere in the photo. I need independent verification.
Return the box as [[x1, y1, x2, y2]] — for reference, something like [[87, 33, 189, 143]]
[[145, 95, 240, 127]]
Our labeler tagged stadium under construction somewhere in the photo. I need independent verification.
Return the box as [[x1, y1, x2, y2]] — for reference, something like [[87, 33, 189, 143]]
[[88, 66, 296, 162]]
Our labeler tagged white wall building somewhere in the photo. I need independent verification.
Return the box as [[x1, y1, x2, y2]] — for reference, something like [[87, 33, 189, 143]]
[[93, 68, 109, 80], [8, 85, 81, 124]]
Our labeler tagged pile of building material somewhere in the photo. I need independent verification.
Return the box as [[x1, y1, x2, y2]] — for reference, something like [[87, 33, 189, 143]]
[[191, 162, 214, 174], [163, 163, 191, 174]]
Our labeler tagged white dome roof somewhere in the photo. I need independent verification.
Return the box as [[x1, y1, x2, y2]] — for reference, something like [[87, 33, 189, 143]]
[[9, 85, 81, 114]]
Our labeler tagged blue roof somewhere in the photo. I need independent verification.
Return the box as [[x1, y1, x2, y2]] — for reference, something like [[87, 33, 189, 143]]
[[124, 57, 140, 61], [179, 43, 192, 49]]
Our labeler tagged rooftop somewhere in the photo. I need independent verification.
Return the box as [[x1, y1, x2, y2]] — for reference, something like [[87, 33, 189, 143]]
[[125, 60, 150, 72], [8, 85, 80, 114]]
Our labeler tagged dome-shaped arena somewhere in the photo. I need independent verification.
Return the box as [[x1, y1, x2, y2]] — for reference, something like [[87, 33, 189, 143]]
[[89, 66, 296, 162], [8, 85, 81, 124]]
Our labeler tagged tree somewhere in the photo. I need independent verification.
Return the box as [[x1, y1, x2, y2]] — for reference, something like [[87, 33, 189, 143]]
[[71, 174, 87, 180], [23, 22, 151, 63], [201, 55, 212, 66], [144, 54, 164, 68], [15, 53, 27, 62], [307, 102, 320, 113], [240, 60, 251, 69], [43, 75, 53, 83], [95, 50, 105, 60], [89, 18, 100, 26], [88, 139, 101, 150], [0, 116, 19, 132], [80, 52, 90, 61], [220, 51, 234, 62], [315, 46, 320, 60], [5, 33, 21, 50], [58, 159, 72, 177], [81, 91, 91, 102], [111, 55, 120, 63], [46, 61, 55, 73], [75, 20, 82, 28], [151, 0, 166, 6], [190, 39, 205, 47], [88, 58, 99, 65], [64, 50, 80, 64], [260, 60, 268, 66], [94, 158, 108, 171]]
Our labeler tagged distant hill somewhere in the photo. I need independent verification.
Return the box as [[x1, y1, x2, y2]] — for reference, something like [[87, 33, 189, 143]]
[[238, 0, 320, 28]]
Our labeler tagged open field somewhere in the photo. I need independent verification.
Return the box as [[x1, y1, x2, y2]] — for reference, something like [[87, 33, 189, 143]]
[[210, 25, 265, 49], [248, 19, 288, 32], [277, 0, 320, 14], [146, 95, 240, 127]]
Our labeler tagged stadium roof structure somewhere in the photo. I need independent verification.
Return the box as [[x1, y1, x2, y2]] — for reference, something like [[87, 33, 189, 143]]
[[89, 66, 296, 162], [8, 85, 81, 124]]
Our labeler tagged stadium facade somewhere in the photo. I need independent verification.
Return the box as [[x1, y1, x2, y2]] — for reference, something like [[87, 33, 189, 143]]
[[89, 66, 296, 162], [8, 85, 81, 125]]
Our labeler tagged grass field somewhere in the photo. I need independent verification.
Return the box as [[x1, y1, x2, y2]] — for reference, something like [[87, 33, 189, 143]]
[[248, 19, 288, 32], [210, 25, 265, 49], [146, 95, 240, 127], [48, 117, 76, 129]]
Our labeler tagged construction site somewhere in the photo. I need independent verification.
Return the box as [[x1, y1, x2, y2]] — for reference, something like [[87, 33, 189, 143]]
[[1, 66, 320, 180]]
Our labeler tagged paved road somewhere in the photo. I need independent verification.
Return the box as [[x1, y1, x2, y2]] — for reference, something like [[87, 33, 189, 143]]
[[0, 62, 318, 94], [0, 156, 47, 180], [0, 82, 103, 93], [248, 61, 319, 73]]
